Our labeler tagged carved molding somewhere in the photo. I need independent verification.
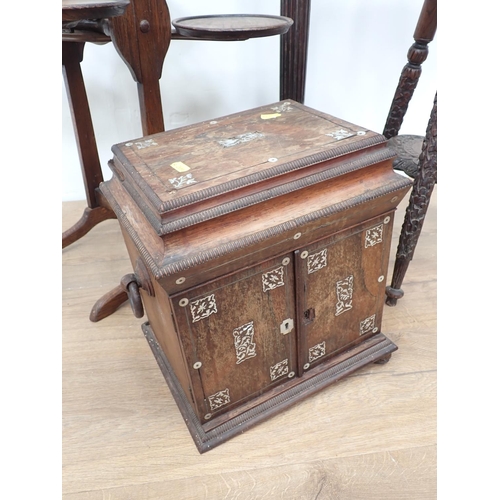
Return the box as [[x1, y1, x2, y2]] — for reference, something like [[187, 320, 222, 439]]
[[112, 134, 387, 214], [101, 176, 412, 280], [151, 147, 396, 235], [142, 323, 397, 452]]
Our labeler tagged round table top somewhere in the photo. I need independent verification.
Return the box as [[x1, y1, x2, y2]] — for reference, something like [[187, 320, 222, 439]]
[[62, 0, 129, 23], [172, 14, 293, 41]]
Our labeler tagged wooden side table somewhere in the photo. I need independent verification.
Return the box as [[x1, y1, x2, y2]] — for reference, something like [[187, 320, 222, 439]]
[[63, 0, 311, 321], [62, 0, 130, 249], [62, 0, 310, 251]]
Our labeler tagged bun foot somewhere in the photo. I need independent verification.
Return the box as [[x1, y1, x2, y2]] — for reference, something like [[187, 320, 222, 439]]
[[374, 353, 392, 365]]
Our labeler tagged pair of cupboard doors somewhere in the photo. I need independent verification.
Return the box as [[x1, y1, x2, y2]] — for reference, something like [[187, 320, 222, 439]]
[[171, 211, 394, 424]]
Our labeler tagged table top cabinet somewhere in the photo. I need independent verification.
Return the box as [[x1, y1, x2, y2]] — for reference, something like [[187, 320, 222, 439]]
[[101, 100, 412, 452]]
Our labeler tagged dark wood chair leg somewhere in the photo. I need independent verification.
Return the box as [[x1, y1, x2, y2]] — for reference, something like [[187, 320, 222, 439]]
[[62, 41, 116, 249], [280, 0, 311, 103], [386, 93, 437, 306]]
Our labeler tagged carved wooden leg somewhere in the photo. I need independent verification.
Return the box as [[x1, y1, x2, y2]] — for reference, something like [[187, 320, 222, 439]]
[[386, 94, 437, 306], [62, 41, 116, 248], [280, 0, 311, 103], [383, 0, 436, 139]]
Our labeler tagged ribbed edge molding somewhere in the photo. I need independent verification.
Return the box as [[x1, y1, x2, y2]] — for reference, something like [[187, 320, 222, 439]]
[[102, 176, 411, 280], [115, 135, 387, 213], [156, 147, 395, 235]]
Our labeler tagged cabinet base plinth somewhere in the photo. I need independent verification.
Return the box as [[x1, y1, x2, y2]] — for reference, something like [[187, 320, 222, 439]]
[[142, 322, 398, 453]]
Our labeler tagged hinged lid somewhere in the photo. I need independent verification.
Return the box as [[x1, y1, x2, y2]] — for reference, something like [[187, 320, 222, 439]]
[[109, 100, 393, 235]]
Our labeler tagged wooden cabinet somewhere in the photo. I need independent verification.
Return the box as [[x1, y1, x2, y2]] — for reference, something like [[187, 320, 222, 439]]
[[171, 253, 297, 423], [295, 213, 394, 372], [101, 100, 413, 452]]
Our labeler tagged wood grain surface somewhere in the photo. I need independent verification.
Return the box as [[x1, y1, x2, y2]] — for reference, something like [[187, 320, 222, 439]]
[[62, 188, 437, 499]]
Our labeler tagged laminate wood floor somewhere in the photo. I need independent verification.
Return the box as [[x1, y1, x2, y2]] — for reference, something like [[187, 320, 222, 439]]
[[62, 189, 437, 500]]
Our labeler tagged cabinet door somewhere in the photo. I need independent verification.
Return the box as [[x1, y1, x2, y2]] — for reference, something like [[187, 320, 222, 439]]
[[295, 212, 395, 373], [171, 254, 297, 423]]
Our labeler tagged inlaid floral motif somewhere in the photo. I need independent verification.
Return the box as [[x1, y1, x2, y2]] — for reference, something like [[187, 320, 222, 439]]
[[208, 388, 231, 411], [326, 128, 355, 141], [125, 138, 158, 149], [307, 249, 328, 274], [270, 359, 289, 381], [233, 321, 257, 364], [360, 314, 376, 335], [169, 173, 197, 189], [309, 341, 326, 362], [271, 102, 293, 113], [335, 275, 354, 316], [218, 132, 264, 148], [262, 266, 285, 292], [189, 294, 217, 323], [365, 224, 384, 248]]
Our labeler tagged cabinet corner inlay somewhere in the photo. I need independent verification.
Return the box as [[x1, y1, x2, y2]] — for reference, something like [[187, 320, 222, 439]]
[[360, 314, 376, 335], [309, 341, 326, 362], [307, 248, 328, 274], [271, 102, 293, 113], [270, 359, 289, 381], [365, 224, 384, 248], [262, 266, 285, 292], [326, 128, 356, 141], [169, 173, 197, 190], [125, 138, 158, 149], [233, 321, 257, 364], [189, 294, 217, 323], [335, 275, 354, 316], [208, 388, 231, 411]]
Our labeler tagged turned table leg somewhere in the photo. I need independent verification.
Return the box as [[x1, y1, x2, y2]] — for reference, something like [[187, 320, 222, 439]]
[[280, 0, 311, 103], [386, 93, 437, 306], [62, 41, 115, 249]]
